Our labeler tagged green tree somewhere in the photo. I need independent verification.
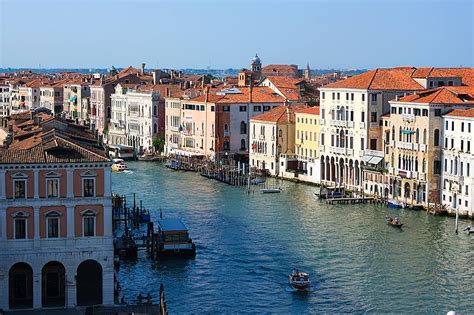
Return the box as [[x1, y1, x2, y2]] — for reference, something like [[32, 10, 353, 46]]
[[153, 136, 165, 153]]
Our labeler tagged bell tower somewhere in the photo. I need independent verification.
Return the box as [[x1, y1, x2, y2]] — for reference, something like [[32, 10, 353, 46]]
[[250, 53, 262, 80]]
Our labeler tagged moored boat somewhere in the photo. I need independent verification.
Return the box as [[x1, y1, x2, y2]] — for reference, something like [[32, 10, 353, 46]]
[[387, 200, 404, 209], [251, 178, 266, 185], [261, 188, 282, 193], [289, 269, 311, 291], [156, 218, 196, 257]]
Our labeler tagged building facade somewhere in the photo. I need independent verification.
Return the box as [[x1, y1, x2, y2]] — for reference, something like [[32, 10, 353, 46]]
[[441, 108, 474, 217], [0, 119, 114, 311]]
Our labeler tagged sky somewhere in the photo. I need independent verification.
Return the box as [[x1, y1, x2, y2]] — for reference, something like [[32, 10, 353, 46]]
[[0, 0, 472, 70]]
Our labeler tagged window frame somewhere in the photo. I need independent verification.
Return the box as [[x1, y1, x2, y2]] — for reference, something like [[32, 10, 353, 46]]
[[46, 178, 60, 199], [82, 177, 96, 197], [45, 211, 61, 239], [12, 211, 29, 240], [81, 210, 97, 237]]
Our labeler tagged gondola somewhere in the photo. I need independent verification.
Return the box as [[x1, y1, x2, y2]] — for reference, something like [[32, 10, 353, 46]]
[[385, 216, 403, 228]]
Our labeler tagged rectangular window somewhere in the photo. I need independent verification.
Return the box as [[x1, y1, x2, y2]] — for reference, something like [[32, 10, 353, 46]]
[[253, 105, 261, 112], [346, 93, 349, 100], [47, 217, 59, 238], [83, 217, 95, 237], [47, 179, 59, 198], [362, 94, 365, 102], [361, 112, 365, 122], [435, 109, 441, 116], [398, 107, 402, 114], [211, 106, 215, 112], [322, 92, 325, 99], [223, 106, 230, 112], [370, 139, 377, 150], [361, 138, 365, 150], [371, 112, 377, 123], [451, 121, 455, 131], [434, 160, 441, 175], [14, 219, 27, 239], [332, 93, 335, 100], [461, 122, 464, 132], [371, 94, 377, 103], [468, 141, 471, 152], [83, 178, 95, 197], [239, 106, 247, 112], [263, 105, 271, 111], [422, 109, 428, 116], [337, 93, 340, 100], [391, 107, 396, 114], [14, 180, 26, 199], [350, 93, 354, 101]]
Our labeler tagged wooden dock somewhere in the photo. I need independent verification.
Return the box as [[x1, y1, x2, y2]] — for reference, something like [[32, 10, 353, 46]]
[[326, 197, 375, 204]]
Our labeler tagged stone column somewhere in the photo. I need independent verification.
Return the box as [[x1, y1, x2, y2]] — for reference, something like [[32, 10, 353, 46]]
[[104, 168, 111, 197], [67, 206, 74, 238], [0, 266, 8, 310], [33, 270, 41, 308], [67, 169, 74, 198], [33, 169, 39, 199], [102, 264, 115, 305], [0, 206, 5, 241], [104, 204, 112, 237], [66, 272, 77, 308], [0, 169, 5, 199]]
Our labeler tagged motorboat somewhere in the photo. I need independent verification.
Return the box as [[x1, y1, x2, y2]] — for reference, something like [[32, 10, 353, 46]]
[[111, 158, 129, 172], [464, 226, 474, 234], [261, 188, 282, 194], [387, 200, 405, 209], [251, 178, 266, 185], [386, 216, 403, 228], [289, 269, 311, 291]]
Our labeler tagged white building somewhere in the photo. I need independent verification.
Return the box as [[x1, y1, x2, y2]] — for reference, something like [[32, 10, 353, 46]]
[[318, 68, 424, 190], [0, 81, 11, 117], [109, 84, 160, 154], [441, 108, 474, 218]]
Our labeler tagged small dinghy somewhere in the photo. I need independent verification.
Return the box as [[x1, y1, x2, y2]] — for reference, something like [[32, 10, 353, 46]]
[[464, 226, 474, 234], [289, 269, 311, 291], [386, 216, 403, 228], [387, 200, 405, 209], [261, 188, 282, 194]]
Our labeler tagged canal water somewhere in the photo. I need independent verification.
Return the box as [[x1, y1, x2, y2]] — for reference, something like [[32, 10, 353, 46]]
[[113, 162, 473, 314]]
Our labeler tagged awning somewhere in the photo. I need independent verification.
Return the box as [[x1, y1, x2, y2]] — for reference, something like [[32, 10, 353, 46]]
[[361, 155, 383, 165], [70, 95, 77, 102]]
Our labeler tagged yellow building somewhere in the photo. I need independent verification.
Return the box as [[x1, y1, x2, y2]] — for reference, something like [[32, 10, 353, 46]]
[[292, 106, 321, 183]]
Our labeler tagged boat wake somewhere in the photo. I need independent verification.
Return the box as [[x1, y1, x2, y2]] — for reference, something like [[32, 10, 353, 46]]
[[285, 286, 315, 293]]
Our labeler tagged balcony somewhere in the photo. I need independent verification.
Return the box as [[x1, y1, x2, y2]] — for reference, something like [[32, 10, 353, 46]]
[[396, 142, 414, 150], [369, 122, 379, 128], [420, 144, 427, 152], [419, 173, 427, 181], [258, 134, 264, 140], [319, 145, 325, 152], [363, 149, 384, 157], [359, 122, 366, 129], [402, 114, 415, 122], [330, 120, 349, 127], [443, 173, 464, 184], [330, 146, 347, 154], [319, 119, 325, 125], [346, 148, 354, 155]]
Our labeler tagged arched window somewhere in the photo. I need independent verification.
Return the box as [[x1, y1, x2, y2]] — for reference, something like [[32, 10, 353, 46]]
[[240, 121, 247, 134], [434, 129, 440, 146], [399, 127, 402, 141], [279, 129, 282, 138], [416, 128, 419, 143], [392, 126, 395, 141], [422, 158, 426, 173], [240, 139, 246, 150], [224, 124, 229, 135], [423, 129, 427, 144], [153, 123, 157, 134]]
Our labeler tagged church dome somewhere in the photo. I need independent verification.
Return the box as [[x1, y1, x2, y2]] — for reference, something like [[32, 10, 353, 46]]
[[251, 54, 261, 65]]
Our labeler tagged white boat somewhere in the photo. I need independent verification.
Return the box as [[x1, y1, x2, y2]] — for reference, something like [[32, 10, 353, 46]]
[[289, 269, 311, 291], [261, 188, 282, 194]]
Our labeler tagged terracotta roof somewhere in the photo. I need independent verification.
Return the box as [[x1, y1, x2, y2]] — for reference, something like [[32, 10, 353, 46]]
[[0, 128, 108, 164], [445, 108, 474, 118], [296, 106, 320, 115], [118, 66, 141, 78], [322, 68, 424, 90], [396, 86, 474, 105], [412, 68, 474, 85], [262, 64, 298, 72], [251, 105, 306, 124], [188, 86, 285, 104]]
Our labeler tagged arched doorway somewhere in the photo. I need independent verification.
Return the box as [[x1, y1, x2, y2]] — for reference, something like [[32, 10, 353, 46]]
[[404, 182, 411, 199], [42, 261, 65, 307], [9, 262, 33, 309], [76, 260, 103, 306]]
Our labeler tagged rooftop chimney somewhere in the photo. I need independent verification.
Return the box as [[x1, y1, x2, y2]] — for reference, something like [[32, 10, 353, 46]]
[[205, 86, 210, 103], [141, 63, 146, 75]]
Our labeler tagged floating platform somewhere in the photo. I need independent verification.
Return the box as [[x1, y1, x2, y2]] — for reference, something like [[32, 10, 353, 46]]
[[326, 197, 375, 204]]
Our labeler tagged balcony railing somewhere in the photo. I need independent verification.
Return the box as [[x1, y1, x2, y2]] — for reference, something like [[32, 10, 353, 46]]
[[402, 114, 415, 122], [443, 173, 464, 184], [330, 146, 347, 154], [420, 144, 427, 152], [363, 149, 384, 157], [396, 142, 414, 150]]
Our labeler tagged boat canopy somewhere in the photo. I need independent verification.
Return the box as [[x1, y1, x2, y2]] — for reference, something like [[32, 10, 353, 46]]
[[158, 219, 188, 232]]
